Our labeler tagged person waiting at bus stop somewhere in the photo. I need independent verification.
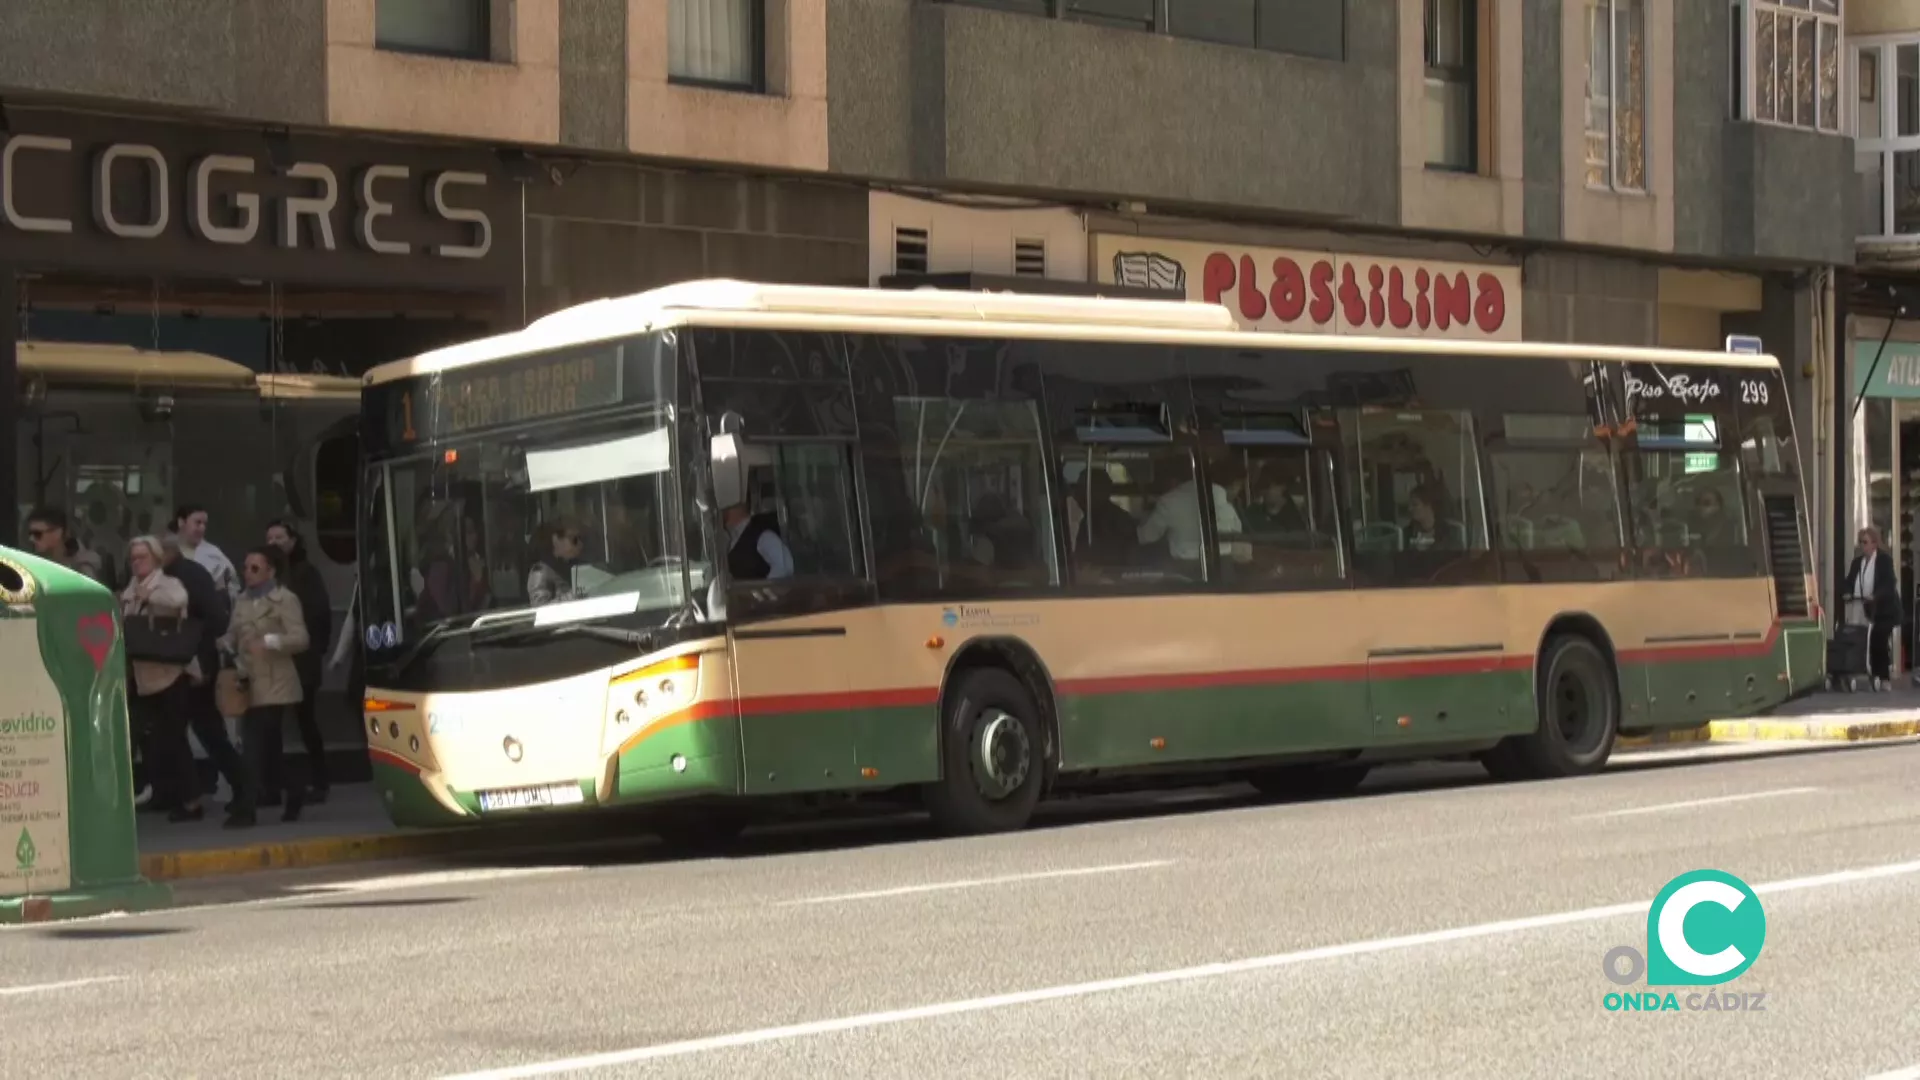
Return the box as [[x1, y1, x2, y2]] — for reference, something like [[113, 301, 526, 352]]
[[1843, 525, 1902, 693], [723, 499, 793, 581]]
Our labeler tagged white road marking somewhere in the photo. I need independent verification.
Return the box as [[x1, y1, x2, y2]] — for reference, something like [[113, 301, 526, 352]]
[[0, 977, 125, 997], [1864, 1067, 1920, 1080], [1587, 786, 1822, 819], [778, 861, 1172, 906], [440, 855, 1920, 1079]]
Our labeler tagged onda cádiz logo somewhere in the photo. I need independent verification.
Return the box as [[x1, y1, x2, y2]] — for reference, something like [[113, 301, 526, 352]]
[[1601, 870, 1768, 1014]]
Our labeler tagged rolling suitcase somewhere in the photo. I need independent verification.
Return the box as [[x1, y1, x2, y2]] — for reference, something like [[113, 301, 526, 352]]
[[1828, 623, 1870, 692]]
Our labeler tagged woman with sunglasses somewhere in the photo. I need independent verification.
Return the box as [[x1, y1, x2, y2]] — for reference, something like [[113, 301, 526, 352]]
[[219, 546, 312, 827]]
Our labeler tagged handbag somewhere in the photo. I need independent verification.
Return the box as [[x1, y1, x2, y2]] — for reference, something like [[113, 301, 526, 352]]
[[123, 612, 204, 666], [215, 666, 251, 717]]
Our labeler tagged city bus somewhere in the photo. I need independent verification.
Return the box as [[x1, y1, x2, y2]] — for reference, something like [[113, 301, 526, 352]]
[[355, 280, 1825, 839]]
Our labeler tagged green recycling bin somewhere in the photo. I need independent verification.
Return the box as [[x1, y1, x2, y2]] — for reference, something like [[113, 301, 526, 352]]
[[0, 546, 169, 923]]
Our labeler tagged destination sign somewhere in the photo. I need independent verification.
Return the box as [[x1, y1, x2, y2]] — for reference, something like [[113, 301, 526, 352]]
[[388, 346, 625, 444]]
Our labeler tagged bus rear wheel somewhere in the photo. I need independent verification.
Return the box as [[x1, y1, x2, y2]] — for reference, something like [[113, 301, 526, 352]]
[[1484, 635, 1618, 781], [924, 668, 1045, 836]]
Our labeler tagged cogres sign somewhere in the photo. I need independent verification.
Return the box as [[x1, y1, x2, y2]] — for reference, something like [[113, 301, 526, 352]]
[[1094, 234, 1522, 342], [2, 135, 490, 259], [0, 111, 518, 289]]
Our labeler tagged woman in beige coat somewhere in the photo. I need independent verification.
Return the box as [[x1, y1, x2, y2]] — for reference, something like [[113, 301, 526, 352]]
[[121, 535, 207, 822], [219, 546, 311, 827]]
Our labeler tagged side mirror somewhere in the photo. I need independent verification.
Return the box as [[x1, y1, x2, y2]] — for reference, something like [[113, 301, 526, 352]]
[[711, 432, 747, 512]]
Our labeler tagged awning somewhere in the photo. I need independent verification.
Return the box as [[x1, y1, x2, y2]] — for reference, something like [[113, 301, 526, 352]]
[[17, 341, 364, 401], [16, 341, 256, 390], [255, 373, 363, 401]]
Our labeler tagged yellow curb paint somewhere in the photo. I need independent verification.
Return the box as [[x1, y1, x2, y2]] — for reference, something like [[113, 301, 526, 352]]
[[1617, 727, 1713, 749], [1705, 718, 1920, 743], [138, 831, 482, 883]]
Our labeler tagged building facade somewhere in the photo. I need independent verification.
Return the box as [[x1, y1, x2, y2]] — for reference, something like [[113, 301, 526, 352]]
[[841, 0, 1854, 605], [0, 2, 1860, 733]]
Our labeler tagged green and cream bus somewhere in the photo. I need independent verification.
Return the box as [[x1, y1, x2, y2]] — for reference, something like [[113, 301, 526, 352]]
[[355, 280, 1824, 837]]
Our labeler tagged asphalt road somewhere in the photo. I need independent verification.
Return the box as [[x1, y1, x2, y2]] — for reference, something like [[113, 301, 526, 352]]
[[5, 741, 1920, 1080]]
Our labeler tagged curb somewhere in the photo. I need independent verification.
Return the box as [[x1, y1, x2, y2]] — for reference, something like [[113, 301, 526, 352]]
[[1617, 727, 1714, 749], [136, 826, 553, 883], [1705, 717, 1920, 743], [1618, 716, 1920, 751]]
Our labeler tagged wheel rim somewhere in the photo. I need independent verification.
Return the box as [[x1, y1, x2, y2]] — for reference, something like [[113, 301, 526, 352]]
[[971, 708, 1031, 801], [1551, 656, 1609, 756]]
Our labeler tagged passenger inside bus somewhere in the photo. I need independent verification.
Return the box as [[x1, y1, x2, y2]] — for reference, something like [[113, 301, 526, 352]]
[[527, 518, 587, 605]]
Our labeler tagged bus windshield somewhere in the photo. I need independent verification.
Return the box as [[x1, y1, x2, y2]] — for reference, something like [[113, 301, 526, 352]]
[[361, 405, 711, 648]]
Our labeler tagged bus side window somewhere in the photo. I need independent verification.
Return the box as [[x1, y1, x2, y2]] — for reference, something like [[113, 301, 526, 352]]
[[882, 397, 1060, 594], [758, 443, 866, 580], [1336, 407, 1498, 588]]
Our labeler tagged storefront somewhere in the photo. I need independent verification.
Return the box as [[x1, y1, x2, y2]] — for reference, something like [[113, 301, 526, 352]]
[[1846, 325, 1920, 675], [2, 105, 524, 777]]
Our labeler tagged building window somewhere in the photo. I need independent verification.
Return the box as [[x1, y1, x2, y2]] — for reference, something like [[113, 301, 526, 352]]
[[1853, 38, 1920, 240], [1424, 0, 1477, 172], [1584, 0, 1646, 193], [945, 0, 1346, 63], [670, 0, 766, 91], [375, 0, 492, 61], [1735, 1, 1842, 132]]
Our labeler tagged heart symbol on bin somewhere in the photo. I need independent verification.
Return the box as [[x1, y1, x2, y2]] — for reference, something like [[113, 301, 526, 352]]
[[76, 614, 116, 672]]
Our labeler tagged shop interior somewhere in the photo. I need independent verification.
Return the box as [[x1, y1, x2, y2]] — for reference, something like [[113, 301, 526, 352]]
[[12, 270, 494, 781]]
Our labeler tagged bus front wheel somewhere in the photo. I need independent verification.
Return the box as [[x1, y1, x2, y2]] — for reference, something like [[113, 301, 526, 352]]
[[1485, 634, 1619, 781], [924, 667, 1045, 835]]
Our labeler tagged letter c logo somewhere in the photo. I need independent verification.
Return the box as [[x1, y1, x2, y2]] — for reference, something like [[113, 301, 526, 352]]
[[1645, 870, 1766, 987], [1656, 880, 1747, 978]]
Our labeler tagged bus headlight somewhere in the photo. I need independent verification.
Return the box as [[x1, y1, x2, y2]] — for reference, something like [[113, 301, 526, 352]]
[[609, 654, 699, 729]]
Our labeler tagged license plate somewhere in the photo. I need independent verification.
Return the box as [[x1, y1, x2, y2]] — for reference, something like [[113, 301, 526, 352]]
[[477, 783, 585, 812]]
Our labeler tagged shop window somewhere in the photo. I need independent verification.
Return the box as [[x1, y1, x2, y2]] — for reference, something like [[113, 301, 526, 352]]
[[1585, 0, 1647, 192], [1208, 411, 1347, 590], [1424, 0, 1478, 172], [670, 0, 766, 91], [313, 428, 360, 566], [1338, 407, 1496, 588], [1735, 1, 1841, 132], [376, 0, 492, 61], [1487, 414, 1626, 583], [880, 397, 1059, 595]]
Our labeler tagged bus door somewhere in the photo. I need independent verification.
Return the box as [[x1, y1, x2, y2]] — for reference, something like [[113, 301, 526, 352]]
[[721, 444, 873, 796]]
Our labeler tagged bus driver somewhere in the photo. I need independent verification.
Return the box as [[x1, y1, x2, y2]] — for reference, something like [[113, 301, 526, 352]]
[[722, 500, 794, 582]]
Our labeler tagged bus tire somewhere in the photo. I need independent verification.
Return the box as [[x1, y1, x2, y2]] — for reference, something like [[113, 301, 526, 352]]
[[1249, 764, 1371, 800], [1488, 635, 1619, 781], [924, 667, 1045, 836]]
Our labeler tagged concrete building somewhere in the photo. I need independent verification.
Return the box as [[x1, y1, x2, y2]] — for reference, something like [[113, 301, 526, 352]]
[[0, 2, 1859, 733], [839, 0, 1853, 603]]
